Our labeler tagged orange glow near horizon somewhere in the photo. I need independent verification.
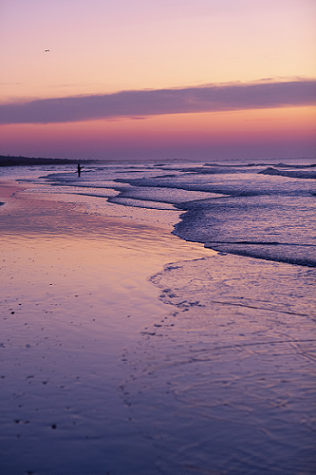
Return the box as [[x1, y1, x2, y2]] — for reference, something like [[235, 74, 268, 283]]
[[1, 106, 315, 159]]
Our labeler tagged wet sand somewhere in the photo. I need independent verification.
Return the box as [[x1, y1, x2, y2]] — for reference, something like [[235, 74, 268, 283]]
[[0, 180, 211, 475]]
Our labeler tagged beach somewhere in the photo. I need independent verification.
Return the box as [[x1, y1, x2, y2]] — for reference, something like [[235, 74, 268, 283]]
[[0, 179, 210, 474], [0, 164, 315, 475]]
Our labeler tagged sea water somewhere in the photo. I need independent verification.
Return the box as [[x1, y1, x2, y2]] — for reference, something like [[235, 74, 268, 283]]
[[1, 159, 315, 474], [5, 158, 316, 261], [13, 158, 316, 267]]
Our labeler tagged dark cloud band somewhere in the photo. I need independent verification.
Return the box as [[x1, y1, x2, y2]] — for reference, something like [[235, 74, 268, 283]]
[[1, 79, 315, 125]]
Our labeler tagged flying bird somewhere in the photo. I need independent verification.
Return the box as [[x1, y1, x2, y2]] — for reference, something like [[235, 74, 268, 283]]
[[44, 49, 50, 52]]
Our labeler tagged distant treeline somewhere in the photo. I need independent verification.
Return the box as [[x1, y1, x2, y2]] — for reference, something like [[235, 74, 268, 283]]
[[0, 155, 87, 167]]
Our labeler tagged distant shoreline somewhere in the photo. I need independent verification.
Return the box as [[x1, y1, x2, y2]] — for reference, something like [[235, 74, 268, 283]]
[[0, 155, 89, 167]]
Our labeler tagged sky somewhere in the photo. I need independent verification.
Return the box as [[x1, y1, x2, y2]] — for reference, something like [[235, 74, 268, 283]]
[[0, 0, 315, 161]]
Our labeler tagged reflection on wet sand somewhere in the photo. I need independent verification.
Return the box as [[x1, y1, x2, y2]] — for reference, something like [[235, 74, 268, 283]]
[[0, 181, 212, 475]]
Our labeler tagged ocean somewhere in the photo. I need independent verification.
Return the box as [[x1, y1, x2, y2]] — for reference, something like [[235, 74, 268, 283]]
[[1, 158, 315, 474], [3, 158, 316, 266]]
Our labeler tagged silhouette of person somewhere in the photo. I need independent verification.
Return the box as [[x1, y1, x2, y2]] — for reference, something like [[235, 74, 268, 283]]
[[77, 164, 82, 177]]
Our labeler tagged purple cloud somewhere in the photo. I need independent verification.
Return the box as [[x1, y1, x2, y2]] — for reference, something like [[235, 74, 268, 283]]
[[1, 79, 315, 125]]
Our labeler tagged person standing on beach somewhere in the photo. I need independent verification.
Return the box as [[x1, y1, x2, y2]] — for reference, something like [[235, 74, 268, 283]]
[[77, 164, 83, 177]]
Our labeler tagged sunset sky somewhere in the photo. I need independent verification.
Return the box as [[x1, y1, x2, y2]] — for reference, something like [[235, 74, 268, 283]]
[[0, 0, 315, 161]]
